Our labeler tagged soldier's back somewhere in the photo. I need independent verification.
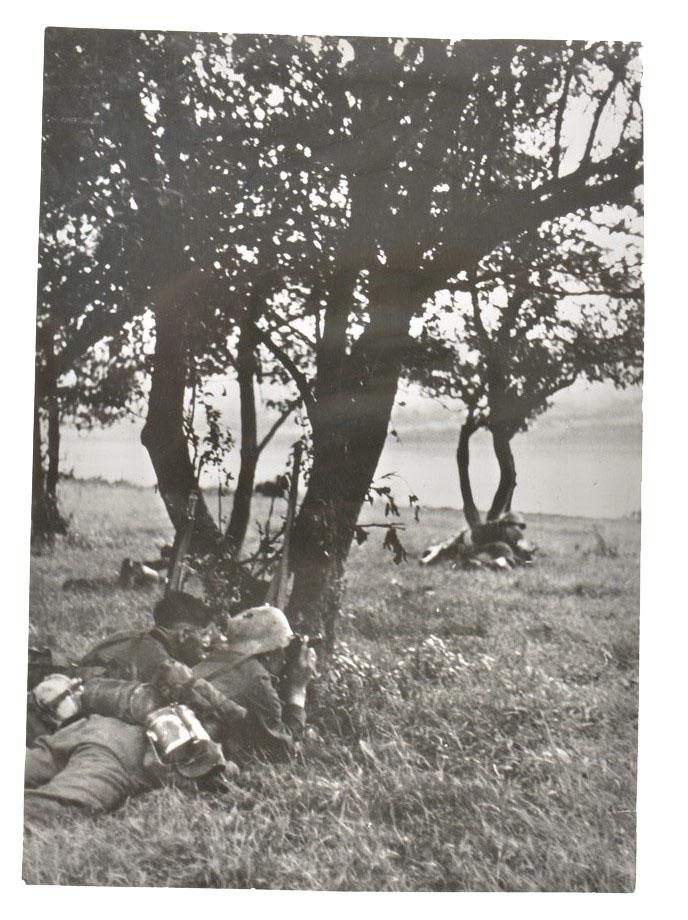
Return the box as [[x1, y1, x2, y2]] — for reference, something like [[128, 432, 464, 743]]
[[79, 630, 169, 681]]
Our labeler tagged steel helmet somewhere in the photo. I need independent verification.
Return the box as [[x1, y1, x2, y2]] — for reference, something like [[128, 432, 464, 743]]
[[500, 511, 526, 529], [222, 605, 294, 657]]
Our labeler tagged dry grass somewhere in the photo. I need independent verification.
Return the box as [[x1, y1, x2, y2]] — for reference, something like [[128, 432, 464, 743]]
[[23, 480, 639, 890]]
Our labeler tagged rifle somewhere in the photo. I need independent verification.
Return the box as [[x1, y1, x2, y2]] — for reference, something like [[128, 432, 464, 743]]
[[265, 442, 302, 610], [166, 488, 199, 595]]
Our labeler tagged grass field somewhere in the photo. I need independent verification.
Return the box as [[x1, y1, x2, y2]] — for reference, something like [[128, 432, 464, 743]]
[[23, 479, 640, 890]]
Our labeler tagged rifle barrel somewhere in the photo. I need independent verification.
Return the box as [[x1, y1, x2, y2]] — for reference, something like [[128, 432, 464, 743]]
[[265, 442, 302, 609]]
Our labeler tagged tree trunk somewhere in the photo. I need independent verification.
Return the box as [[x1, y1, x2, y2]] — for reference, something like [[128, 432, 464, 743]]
[[32, 321, 67, 540], [225, 318, 258, 556], [46, 394, 60, 506], [456, 417, 482, 529], [287, 445, 361, 648], [140, 301, 220, 553], [288, 270, 412, 645], [31, 400, 50, 540], [487, 423, 517, 521], [485, 362, 517, 522], [31, 402, 67, 541]]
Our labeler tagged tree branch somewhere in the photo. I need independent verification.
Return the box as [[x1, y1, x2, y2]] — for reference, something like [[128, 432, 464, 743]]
[[552, 51, 579, 179], [581, 66, 625, 164], [253, 326, 317, 420], [496, 288, 529, 344], [468, 268, 492, 351], [417, 143, 643, 299], [512, 285, 643, 299], [517, 372, 578, 419], [552, 43, 608, 177], [620, 78, 642, 142], [266, 314, 317, 350], [257, 398, 300, 454]]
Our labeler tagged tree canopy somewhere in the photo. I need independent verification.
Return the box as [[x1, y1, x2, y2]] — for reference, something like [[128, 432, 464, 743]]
[[35, 31, 643, 635]]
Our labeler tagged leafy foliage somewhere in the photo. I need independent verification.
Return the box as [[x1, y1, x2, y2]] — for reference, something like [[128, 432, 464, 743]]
[[40, 34, 643, 441], [36, 34, 643, 608], [183, 397, 235, 484], [406, 43, 643, 444]]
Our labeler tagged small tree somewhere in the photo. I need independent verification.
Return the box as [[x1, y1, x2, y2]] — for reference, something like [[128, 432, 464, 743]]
[[34, 29, 205, 537], [410, 206, 643, 522]]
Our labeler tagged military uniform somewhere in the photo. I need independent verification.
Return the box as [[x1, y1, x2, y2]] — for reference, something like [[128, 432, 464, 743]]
[[25, 715, 153, 826], [193, 652, 306, 762], [471, 519, 535, 563], [24, 600, 308, 828], [26, 628, 178, 748], [25, 621, 185, 824], [24, 654, 305, 827], [78, 628, 179, 681]]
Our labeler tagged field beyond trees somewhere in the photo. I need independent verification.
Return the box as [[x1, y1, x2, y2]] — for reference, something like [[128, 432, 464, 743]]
[[24, 479, 639, 890]]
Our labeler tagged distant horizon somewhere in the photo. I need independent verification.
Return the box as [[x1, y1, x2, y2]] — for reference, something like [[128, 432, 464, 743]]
[[58, 378, 643, 521], [57, 470, 641, 524]]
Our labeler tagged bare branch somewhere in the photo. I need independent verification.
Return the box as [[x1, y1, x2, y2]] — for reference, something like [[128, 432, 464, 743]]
[[512, 285, 643, 299], [256, 398, 300, 455], [356, 522, 405, 530], [581, 67, 625, 164], [552, 44, 609, 177], [265, 314, 317, 350], [552, 52, 579, 178], [253, 326, 316, 420]]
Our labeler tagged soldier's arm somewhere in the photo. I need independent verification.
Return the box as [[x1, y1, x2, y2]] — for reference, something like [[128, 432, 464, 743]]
[[77, 632, 170, 682], [242, 644, 318, 759], [243, 672, 305, 759], [83, 664, 246, 729], [279, 641, 317, 739], [182, 677, 247, 726], [82, 678, 162, 724], [280, 682, 308, 737], [132, 635, 175, 681]]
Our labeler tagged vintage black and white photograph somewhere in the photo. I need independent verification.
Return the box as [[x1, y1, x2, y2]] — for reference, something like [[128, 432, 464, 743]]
[[22, 25, 644, 890]]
